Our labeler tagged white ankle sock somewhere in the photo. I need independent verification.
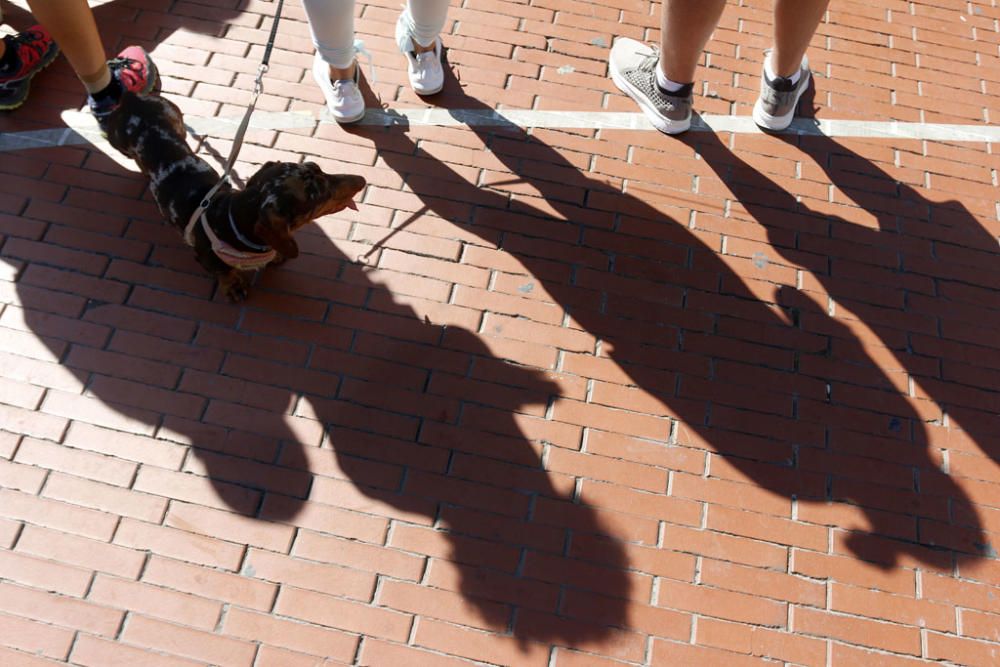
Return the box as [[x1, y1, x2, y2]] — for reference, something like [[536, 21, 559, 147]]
[[764, 54, 801, 84], [655, 63, 690, 93]]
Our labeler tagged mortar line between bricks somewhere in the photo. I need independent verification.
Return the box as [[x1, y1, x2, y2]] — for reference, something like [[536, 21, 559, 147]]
[[6, 110, 1000, 158]]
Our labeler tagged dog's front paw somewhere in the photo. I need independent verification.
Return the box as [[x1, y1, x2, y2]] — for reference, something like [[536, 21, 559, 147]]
[[218, 272, 249, 302]]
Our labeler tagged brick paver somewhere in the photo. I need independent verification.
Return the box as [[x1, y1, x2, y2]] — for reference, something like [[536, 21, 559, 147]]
[[2, 0, 1000, 665]]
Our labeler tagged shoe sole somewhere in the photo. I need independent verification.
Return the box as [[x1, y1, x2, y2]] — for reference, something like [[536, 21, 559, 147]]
[[611, 66, 691, 135], [333, 109, 366, 124], [145, 58, 162, 96], [136, 47, 161, 96], [752, 71, 810, 132], [413, 83, 443, 96], [0, 43, 61, 111]]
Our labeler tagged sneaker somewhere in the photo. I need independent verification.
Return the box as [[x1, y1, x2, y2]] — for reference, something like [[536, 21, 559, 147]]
[[395, 10, 443, 96], [752, 50, 810, 131], [312, 51, 365, 124], [109, 45, 160, 96], [0, 25, 59, 111], [608, 37, 692, 135], [88, 45, 160, 120]]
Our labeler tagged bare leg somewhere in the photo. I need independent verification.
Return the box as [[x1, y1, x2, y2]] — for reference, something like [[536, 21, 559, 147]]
[[771, 0, 829, 76], [25, 0, 109, 91], [330, 62, 355, 80], [659, 0, 727, 84]]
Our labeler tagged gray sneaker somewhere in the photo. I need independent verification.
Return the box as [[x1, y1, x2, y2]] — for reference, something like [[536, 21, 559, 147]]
[[609, 37, 692, 135], [752, 50, 810, 131]]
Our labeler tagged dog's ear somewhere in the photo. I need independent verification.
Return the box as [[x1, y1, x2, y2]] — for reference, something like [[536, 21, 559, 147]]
[[246, 162, 281, 189]]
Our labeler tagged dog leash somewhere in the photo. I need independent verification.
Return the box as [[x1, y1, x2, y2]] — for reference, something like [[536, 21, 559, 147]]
[[184, 0, 285, 247]]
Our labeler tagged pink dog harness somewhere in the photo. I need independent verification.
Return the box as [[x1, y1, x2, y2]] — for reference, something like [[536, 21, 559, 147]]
[[184, 200, 276, 271]]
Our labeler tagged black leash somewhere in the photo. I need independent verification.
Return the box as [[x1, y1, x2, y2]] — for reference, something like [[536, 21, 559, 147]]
[[185, 0, 285, 245]]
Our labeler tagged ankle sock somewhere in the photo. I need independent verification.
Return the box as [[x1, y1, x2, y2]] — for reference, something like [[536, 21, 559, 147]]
[[88, 76, 123, 108], [764, 55, 801, 86], [655, 63, 692, 95], [0, 37, 19, 75]]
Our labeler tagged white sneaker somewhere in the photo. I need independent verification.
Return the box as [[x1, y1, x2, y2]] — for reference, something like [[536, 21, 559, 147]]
[[312, 51, 364, 124], [395, 11, 444, 96]]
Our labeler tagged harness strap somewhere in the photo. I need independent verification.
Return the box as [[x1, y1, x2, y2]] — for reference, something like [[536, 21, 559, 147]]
[[184, 201, 276, 271], [199, 213, 277, 271]]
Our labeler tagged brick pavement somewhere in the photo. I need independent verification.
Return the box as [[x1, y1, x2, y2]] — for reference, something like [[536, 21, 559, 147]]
[[2, 0, 1000, 665]]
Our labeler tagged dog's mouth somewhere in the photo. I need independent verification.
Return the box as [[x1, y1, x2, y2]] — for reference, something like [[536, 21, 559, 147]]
[[327, 196, 358, 216], [330, 174, 366, 214]]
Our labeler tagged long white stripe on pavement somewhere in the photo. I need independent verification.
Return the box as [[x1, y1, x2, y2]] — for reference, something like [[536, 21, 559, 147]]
[[3, 109, 999, 155]]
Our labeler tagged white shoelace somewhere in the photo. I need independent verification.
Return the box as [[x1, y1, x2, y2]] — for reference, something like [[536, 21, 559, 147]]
[[415, 51, 437, 68], [354, 39, 376, 84]]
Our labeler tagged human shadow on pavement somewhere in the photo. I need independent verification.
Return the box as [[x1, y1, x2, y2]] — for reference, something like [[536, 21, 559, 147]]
[[6, 134, 633, 653], [343, 72, 992, 570], [689, 92, 1000, 563]]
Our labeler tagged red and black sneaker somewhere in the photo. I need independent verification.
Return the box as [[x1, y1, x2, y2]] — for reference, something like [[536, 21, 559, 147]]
[[89, 45, 161, 121], [108, 45, 160, 96], [0, 25, 60, 111]]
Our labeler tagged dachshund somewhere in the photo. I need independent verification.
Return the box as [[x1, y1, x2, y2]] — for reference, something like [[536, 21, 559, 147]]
[[99, 92, 366, 301]]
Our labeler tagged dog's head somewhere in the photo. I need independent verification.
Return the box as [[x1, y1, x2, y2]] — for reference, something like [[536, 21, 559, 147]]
[[241, 161, 366, 259]]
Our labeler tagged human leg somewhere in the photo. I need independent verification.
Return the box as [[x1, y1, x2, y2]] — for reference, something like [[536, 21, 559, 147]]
[[395, 0, 449, 95], [771, 0, 828, 77], [24, 0, 106, 90], [659, 0, 727, 85], [23, 0, 157, 119], [302, 0, 365, 123], [608, 0, 726, 135], [752, 0, 829, 130]]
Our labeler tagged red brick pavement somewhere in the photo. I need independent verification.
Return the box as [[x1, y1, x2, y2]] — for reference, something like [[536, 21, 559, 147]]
[[1, 0, 1000, 665]]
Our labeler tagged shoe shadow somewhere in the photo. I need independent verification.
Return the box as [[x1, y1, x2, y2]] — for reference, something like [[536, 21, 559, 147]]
[[338, 73, 993, 571]]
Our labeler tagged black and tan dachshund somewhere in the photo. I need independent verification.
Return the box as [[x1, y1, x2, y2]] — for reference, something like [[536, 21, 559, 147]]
[[100, 92, 365, 301]]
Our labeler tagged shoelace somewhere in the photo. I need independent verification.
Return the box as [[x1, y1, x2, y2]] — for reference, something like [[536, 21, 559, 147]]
[[331, 78, 359, 100], [2, 30, 46, 76], [354, 39, 376, 84], [636, 50, 659, 74], [108, 55, 142, 75], [415, 51, 438, 68]]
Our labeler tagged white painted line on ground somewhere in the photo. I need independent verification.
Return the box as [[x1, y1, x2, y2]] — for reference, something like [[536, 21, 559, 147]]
[[4, 109, 998, 156]]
